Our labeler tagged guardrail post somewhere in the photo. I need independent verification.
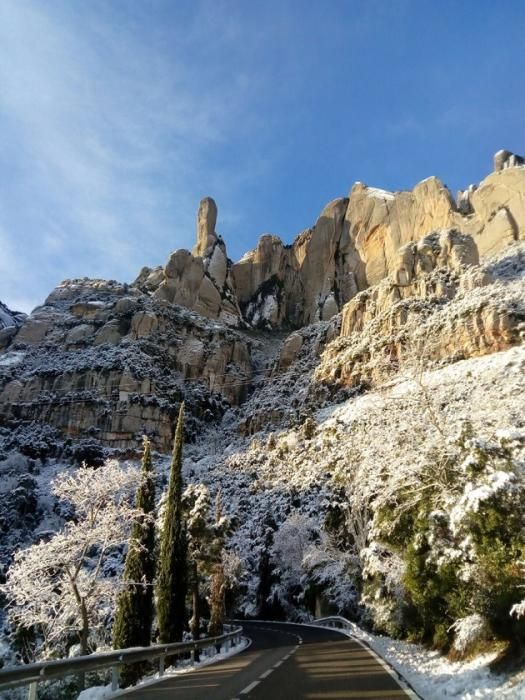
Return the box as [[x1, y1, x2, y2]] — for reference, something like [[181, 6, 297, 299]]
[[190, 648, 195, 666], [111, 666, 119, 692], [159, 654, 165, 677], [27, 682, 37, 700]]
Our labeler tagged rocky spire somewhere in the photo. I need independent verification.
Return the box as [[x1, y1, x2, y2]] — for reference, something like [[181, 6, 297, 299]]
[[193, 197, 218, 257]]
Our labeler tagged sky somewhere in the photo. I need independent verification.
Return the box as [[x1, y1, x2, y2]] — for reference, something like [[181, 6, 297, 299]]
[[1, 0, 524, 313]]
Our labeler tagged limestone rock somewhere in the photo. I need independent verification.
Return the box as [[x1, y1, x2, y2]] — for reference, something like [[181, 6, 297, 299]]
[[143, 199, 242, 326], [14, 319, 52, 345], [130, 311, 159, 338], [133, 266, 164, 292], [129, 150, 525, 332], [317, 238, 524, 393], [66, 324, 94, 344], [278, 332, 303, 370], [0, 301, 27, 351], [468, 167, 525, 255], [193, 197, 218, 257], [206, 242, 228, 289], [0, 279, 256, 452], [494, 149, 525, 171], [94, 321, 122, 346], [233, 198, 356, 328]]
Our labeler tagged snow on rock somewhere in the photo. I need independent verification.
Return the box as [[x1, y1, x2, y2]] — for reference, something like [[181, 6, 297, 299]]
[[0, 301, 26, 331]]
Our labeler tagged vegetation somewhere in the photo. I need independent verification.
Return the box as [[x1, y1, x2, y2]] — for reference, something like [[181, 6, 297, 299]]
[[112, 436, 156, 686], [156, 403, 188, 643]]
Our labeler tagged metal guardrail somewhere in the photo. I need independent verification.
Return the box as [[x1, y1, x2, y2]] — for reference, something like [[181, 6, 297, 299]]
[[313, 615, 355, 631], [0, 626, 243, 699]]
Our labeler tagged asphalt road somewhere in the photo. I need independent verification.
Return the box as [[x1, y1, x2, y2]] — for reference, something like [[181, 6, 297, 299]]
[[116, 621, 414, 700]]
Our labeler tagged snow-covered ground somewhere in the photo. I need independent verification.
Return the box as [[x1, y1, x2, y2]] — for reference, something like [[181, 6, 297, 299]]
[[337, 621, 525, 700]]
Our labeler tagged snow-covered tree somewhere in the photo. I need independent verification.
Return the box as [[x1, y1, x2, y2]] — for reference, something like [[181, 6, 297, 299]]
[[207, 492, 230, 637], [1, 460, 139, 660], [156, 403, 188, 643], [270, 513, 318, 616], [182, 483, 212, 643]]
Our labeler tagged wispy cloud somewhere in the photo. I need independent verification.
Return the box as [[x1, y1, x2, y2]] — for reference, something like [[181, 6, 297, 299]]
[[0, 1, 270, 311]]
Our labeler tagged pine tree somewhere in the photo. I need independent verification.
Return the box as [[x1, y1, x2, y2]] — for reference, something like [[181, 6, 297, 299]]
[[156, 403, 188, 643], [112, 436, 156, 686]]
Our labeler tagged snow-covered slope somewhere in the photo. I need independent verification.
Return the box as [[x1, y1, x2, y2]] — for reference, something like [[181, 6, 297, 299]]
[[0, 206, 524, 697]]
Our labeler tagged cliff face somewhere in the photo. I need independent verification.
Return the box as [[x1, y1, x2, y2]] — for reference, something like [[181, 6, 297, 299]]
[[0, 150, 524, 454], [0, 279, 257, 453], [129, 151, 525, 333], [233, 162, 525, 328]]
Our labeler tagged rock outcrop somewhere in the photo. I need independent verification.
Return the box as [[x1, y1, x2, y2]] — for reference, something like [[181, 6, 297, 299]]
[[0, 301, 27, 351], [1, 150, 524, 453], [494, 149, 525, 171], [135, 197, 241, 326], [230, 152, 525, 329], [314, 236, 525, 392], [0, 279, 257, 453]]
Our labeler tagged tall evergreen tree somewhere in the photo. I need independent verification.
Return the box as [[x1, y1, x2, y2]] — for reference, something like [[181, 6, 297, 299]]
[[156, 403, 188, 643], [112, 436, 156, 686], [182, 484, 212, 644], [207, 492, 226, 638]]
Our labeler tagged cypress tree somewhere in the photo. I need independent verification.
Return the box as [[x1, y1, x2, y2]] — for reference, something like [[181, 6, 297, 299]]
[[156, 402, 188, 643], [112, 436, 156, 686]]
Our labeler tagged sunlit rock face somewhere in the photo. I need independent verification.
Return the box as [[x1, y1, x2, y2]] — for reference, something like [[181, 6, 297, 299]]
[[314, 232, 524, 393], [231, 151, 525, 329], [134, 197, 242, 327], [1, 150, 524, 452]]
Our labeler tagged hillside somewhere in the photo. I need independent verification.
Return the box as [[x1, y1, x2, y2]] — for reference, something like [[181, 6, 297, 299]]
[[0, 151, 524, 698]]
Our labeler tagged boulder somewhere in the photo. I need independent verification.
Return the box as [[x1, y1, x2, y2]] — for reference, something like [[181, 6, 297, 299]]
[[94, 321, 122, 346], [278, 332, 303, 370], [130, 311, 159, 338], [66, 324, 94, 344]]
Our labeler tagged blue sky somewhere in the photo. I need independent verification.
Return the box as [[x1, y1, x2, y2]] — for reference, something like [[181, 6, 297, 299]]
[[1, 0, 524, 313]]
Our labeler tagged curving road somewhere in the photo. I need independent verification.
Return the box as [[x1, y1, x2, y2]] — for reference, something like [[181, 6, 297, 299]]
[[116, 621, 415, 699]]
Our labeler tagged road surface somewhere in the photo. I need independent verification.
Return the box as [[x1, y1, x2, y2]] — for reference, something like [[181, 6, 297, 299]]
[[116, 621, 414, 699]]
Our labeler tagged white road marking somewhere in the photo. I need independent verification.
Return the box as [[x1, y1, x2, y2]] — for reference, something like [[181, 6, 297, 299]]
[[240, 680, 260, 694], [259, 668, 274, 679], [273, 660, 284, 668]]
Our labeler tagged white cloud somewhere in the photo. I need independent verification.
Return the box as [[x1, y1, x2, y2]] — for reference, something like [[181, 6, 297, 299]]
[[0, 0, 272, 310]]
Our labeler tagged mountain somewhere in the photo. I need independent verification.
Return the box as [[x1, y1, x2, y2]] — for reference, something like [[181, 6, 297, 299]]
[[0, 150, 523, 456], [0, 150, 524, 679]]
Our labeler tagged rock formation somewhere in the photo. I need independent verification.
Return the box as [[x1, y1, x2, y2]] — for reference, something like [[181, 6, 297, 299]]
[[0, 279, 256, 453], [1, 150, 524, 454], [129, 152, 525, 333], [314, 234, 524, 392], [231, 152, 525, 328], [135, 197, 241, 326], [0, 301, 27, 351], [494, 149, 525, 171]]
